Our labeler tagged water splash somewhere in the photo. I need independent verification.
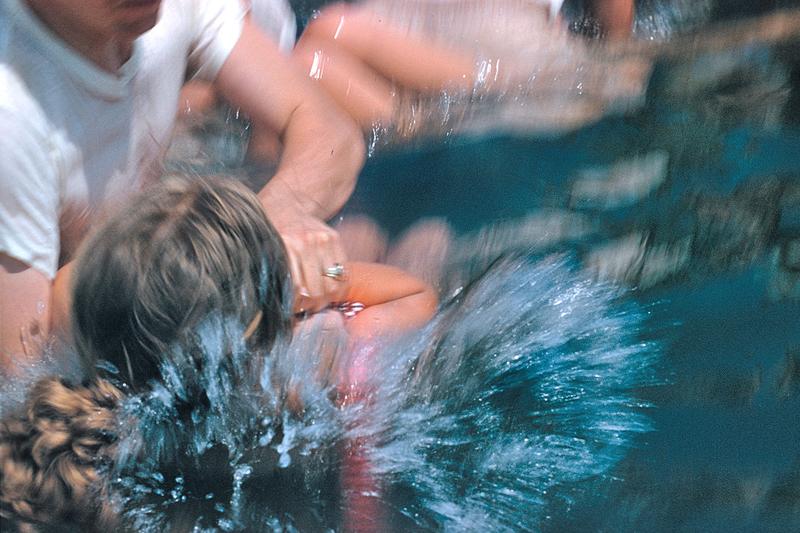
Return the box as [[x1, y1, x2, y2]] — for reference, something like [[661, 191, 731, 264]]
[[351, 257, 658, 531], [97, 256, 658, 531]]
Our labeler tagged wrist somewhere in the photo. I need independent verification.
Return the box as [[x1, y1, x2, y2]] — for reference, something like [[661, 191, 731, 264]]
[[258, 179, 306, 227]]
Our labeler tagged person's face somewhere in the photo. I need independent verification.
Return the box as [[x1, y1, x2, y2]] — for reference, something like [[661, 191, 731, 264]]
[[27, 0, 163, 44]]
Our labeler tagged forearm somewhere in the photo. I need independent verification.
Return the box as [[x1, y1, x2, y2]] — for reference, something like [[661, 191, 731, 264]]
[[0, 255, 52, 373], [345, 290, 437, 342], [343, 262, 438, 341], [257, 106, 364, 221], [215, 18, 365, 222]]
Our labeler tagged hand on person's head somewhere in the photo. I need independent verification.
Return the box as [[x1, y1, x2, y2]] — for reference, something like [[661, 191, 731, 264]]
[[269, 209, 350, 314]]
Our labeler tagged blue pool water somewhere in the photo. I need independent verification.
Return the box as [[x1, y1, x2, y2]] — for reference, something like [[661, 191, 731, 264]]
[[340, 19, 800, 530]]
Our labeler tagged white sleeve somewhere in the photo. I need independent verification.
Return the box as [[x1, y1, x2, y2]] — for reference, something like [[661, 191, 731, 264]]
[[0, 104, 60, 279], [187, 0, 247, 81], [245, 0, 297, 52]]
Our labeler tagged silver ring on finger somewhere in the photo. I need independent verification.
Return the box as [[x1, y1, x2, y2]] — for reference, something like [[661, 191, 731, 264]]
[[322, 263, 347, 281]]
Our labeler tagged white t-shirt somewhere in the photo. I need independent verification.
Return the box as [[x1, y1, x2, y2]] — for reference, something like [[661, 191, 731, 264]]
[[245, 0, 297, 52], [0, 0, 246, 279]]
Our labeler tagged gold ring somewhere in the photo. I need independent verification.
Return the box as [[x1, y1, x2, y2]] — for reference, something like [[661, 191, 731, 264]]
[[323, 263, 347, 281]]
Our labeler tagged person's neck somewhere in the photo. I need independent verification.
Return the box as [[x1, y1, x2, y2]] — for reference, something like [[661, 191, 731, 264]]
[[24, 1, 133, 73]]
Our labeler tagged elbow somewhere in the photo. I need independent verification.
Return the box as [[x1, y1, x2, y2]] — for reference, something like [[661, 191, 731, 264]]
[[343, 115, 367, 174]]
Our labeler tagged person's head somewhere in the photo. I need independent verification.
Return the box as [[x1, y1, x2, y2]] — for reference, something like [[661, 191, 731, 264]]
[[71, 175, 292, 388], [25, 0, 162, 50]]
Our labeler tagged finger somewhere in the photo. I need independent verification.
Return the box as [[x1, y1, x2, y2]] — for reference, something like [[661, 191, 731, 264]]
[[286, 240, 311, 314], [323, 231, 350, 303], [315, 229, 348, 305], [299, 241, 328, 312]]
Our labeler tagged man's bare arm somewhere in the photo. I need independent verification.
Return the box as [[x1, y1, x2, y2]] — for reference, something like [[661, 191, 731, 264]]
[[214, 18, 365, 219], [213, 18, 366, 311], [0, 254, 52, 375]]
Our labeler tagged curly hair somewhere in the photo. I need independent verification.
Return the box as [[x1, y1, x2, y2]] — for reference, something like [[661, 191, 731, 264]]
[[0, 378, 123, 531]]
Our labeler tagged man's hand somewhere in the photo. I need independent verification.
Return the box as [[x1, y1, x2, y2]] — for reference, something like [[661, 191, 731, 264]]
[[215, 18, 365, 312], [269, 207, 351, 314]]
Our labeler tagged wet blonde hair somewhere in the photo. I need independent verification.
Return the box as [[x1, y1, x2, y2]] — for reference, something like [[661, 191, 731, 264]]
[[71, 175, 292, 387]]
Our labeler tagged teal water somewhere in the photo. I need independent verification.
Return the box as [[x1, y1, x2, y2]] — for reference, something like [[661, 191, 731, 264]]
[[342, 24, 800, 531]]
